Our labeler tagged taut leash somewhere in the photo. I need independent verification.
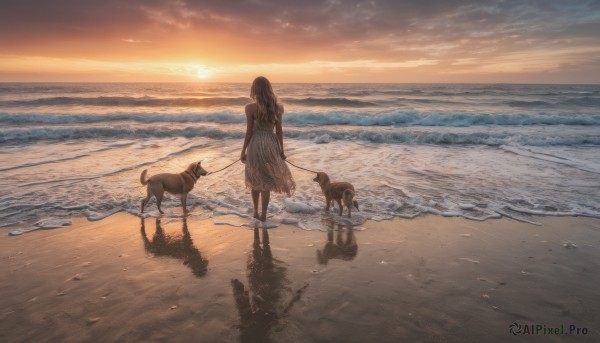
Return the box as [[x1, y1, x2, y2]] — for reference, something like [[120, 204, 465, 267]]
[[208, 159, 240, 175], [285, 159, 319, 174], [206, 157, 317, 175]]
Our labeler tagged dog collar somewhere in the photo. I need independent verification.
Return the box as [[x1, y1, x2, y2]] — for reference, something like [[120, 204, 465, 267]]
[[184, 170, 198, 183]]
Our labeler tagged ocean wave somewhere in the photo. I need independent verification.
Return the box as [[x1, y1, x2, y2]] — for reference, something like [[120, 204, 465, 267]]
[[0, 84, 93, 94], [2, 111, 599, 127], [2, 95, 384, 108], [0, 112, 246, 125], [506, 100, 551, 107], [0, 126, 244, 143], [1, 96, 250, 107], [507, 97, 600, 107], [2, 125, 599, 146], [281, 97, 378, 107], [310, 131, 600, 146], [395, 97, 462, 104], [4, 94, 599, 110], [285, 112, 600, 126], [560, 97, 600, 107], [537, 91, 599, 97], [378, 89, 424, 96]]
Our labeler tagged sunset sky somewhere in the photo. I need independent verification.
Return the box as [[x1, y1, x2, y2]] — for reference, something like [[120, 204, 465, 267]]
[[0, 0, 599, 83]]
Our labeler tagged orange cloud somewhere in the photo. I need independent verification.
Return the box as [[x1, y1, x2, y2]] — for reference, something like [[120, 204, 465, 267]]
[[0, 0, 598, 82]]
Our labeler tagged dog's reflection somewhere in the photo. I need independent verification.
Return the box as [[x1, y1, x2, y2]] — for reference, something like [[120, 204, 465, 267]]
[[140, 217, 208, 277], [317, 222, 358, 265], [231, 228, 294, 343]]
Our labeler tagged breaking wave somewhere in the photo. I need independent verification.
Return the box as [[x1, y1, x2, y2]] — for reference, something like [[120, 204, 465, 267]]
[[1, 95, 382, 108], [2, 126, 598, 146], [2, 112, 599, 127]]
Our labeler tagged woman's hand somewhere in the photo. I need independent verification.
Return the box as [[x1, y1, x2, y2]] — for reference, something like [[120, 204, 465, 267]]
[[280, 151, 287, 160], [241, 151, 247, 163]]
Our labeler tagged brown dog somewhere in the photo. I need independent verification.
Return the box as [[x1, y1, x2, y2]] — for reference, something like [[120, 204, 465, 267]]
[[313, 172, 359, 218], [140, 161, 208, 214]]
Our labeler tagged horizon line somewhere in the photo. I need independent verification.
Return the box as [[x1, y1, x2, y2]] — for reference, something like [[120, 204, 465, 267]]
[[1, 81, 599, 86]]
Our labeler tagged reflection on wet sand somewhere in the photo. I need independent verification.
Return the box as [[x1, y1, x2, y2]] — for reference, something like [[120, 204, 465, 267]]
[[317, 222, 358, 265], [231, 228, 308, 343], [140, 217, 208, 277]]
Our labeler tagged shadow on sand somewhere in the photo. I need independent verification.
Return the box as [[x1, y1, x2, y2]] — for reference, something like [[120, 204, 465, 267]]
[[140, 217, 208, 277], [317, 221, 358, 265], [231, 228, 308, 343]]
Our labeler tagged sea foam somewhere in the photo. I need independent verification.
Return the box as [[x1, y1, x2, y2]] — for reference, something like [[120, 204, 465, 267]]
[[2, 125, 599, 147], [2, 83, 599, 233]]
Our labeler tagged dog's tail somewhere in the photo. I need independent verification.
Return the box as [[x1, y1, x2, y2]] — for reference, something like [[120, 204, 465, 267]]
[[140, 169, 149, 185], [342, 189, 356, 210]]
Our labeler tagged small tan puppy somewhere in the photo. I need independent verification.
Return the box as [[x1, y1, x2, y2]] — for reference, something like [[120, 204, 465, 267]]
[[313, 172, 359, 218], [140, 161, 208, 214]]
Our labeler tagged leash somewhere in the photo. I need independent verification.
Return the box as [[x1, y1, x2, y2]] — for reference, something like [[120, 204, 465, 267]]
[[285, 159, 319, 174], [208, 159, 240, 175], [137, 156, 311, 180]]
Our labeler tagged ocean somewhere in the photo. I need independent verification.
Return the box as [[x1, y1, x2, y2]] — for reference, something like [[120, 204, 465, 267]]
[[0, 83, 599, 234]]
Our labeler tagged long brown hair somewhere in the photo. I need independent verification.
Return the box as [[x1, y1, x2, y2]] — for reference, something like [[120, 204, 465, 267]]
[[250, 76, 279, 124]]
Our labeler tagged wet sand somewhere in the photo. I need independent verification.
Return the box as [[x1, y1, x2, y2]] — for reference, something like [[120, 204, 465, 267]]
[[1, 213, 599, 342]]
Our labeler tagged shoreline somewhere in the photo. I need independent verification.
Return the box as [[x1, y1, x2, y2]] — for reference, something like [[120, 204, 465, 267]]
[[1, 213, 599, 342]]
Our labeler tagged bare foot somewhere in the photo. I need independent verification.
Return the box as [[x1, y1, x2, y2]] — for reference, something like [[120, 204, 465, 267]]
[[253, 212, 259, 220], [259, 214, 267, 222]]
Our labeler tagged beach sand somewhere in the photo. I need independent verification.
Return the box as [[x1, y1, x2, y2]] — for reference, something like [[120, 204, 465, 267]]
[[1, 213, 599, 342]]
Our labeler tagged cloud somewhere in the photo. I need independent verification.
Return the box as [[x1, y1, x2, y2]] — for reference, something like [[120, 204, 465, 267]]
[[0, 0, 598, 82]]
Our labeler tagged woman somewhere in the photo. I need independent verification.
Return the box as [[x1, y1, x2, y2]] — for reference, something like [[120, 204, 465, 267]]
[[240, 77, 296, 221]]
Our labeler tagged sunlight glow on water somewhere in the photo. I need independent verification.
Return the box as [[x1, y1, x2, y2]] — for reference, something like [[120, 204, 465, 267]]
[[1, 83, 599, 232]]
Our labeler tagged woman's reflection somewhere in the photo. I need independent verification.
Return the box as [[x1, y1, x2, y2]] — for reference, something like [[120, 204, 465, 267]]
[[231, 228, 300, 343], [317, 222, 358, 265], [140, 217, 208, 277]]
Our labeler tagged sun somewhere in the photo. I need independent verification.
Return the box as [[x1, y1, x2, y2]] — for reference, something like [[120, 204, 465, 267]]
[[196, 65, 210, 79]]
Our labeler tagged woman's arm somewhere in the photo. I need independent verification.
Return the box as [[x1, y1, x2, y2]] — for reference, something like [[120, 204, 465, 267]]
[[275, 104, 286, 159], [240, 104, 254, 162]]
